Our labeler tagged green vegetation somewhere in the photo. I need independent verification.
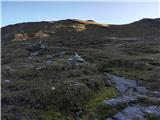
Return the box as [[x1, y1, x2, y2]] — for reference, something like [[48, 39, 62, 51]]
[[81, 87, 117, 120]]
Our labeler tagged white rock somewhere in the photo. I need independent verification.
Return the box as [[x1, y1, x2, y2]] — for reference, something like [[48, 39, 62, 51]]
[[74, 53, 84, 62], [46, 60, 52, 65], [4, 80, 11, 83], [51, 87, 55, 90]]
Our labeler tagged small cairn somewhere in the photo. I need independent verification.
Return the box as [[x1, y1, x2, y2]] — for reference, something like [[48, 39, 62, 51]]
[[68, 53, 84, 65]]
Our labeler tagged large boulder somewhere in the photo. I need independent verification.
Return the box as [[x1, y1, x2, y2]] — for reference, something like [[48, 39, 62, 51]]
[[106, 73, 138, 95], [104, 96, 137, 107], [106, 106, 160, 120], [144, 106, 160, 116]]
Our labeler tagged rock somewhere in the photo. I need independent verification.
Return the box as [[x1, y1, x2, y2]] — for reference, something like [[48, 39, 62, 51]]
[[152, 91, 160, 97], [26, 41, 46, 53], [107, 106, 160, 120], [5, 66, 12, 70], [68, 53, 84, 65], [45, 55, 53, 59], [28, 57, 32, 59], [51, 87, 55, 90], [106, 73, 153, 96], [104, 76, 112, 86], [30, 51, 40, 56], [74, 110, 83, 120], [144, 106, 160, 116], [35, 65, 46, 70], [121, 106, 145, 120], [137, 95, 160, 104], [45, 60, 52, 65], [105, 73, 160, 120], [5, 66, 15, 73], [106, 73, 138, 95], [34, 30, 49, 38], [74, 53, 84, 62], [104, 95, 137, 107], [60, 51, 66, 55], [114, 44, 124, 48], [4, 80, 11, 83], [137, 86, 148, 94], [106, 118, 113, 120], [113, 112, 132, 120], [105, 80, 112, 86], [74, 83, 80, 86], [13, 33, 29, 41]]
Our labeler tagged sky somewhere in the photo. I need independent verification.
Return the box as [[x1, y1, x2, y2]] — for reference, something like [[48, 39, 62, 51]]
[[1, 1, 160, 27]]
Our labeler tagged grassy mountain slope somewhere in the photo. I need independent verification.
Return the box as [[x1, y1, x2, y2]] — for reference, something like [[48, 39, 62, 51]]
[[1, 18, 160, 120]]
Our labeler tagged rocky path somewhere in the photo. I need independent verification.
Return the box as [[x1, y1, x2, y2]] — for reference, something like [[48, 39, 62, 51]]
[[104, 73, 160, 120]]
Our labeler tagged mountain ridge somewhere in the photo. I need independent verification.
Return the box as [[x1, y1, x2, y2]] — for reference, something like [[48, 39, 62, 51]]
[[2, 18, 160, 28], [2, 18, 160, 44]]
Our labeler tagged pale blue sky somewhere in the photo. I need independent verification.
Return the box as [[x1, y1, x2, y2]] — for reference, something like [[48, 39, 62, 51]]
[[1, 1, 159, 27]]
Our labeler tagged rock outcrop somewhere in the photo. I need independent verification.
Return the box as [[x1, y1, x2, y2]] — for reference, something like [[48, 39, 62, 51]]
[[13, 33, 29, 41], [34, 30, 49, 38], [107, 106, 160, 120], [105, 73, 160, 120]]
